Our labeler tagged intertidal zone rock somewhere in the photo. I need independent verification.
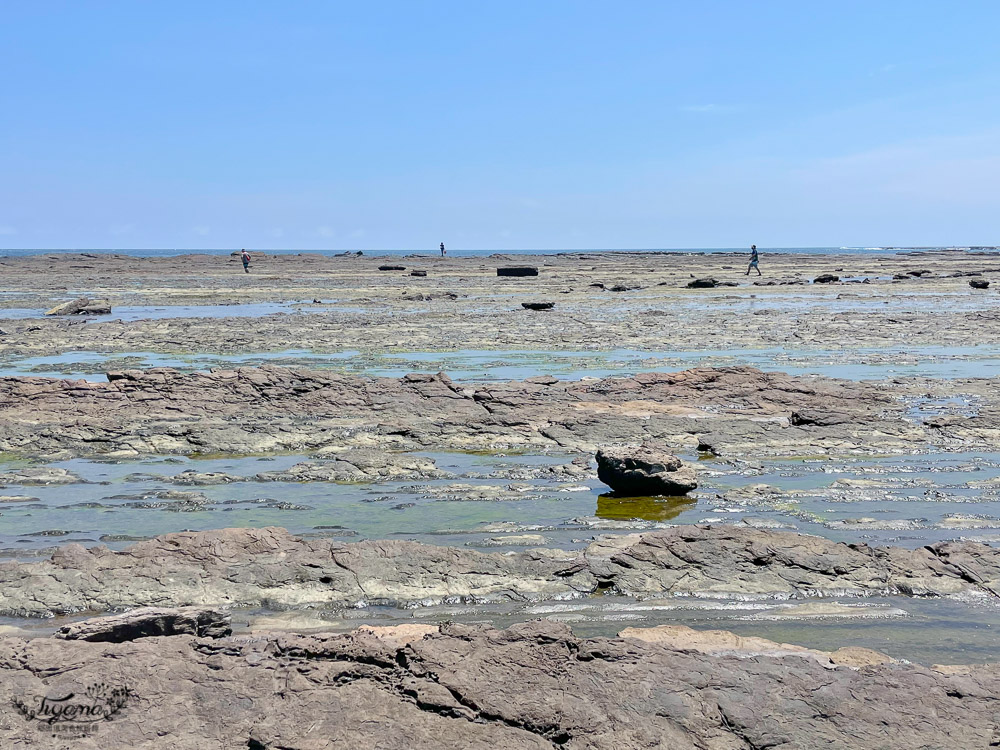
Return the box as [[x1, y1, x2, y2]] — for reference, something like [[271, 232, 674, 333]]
[[596, 445, 697, 496]]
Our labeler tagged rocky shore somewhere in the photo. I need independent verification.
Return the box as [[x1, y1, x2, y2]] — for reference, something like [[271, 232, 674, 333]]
[[1, 525, 996, 617], [2, 250, 999, 746], [0, 618, 997, 748], [0, 365, 931, 459]]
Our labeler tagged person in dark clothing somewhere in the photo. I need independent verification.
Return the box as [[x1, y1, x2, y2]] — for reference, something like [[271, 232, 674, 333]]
[[241, 249, 251, 273], [746, 244, 760, 276]]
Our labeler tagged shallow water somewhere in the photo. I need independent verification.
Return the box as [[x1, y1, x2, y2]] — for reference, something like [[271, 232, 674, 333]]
[[4, 447, 1000, 663], [3, 450, 1000, 557], [3, 344, 1000, 382]]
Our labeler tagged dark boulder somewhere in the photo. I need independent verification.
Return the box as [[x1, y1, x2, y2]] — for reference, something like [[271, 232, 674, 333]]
[[521, 302, 554, 310], [378, 265, 406, 271], [497, 266, 539, 277], [814, 274, 840, 284], [970, 279, 990, 289], [791, 410, 854, 427], [687, 277, 719, 288], [410, 270, 427, 277], [55, 606, 232, 643], [596, 445, 697, 496]]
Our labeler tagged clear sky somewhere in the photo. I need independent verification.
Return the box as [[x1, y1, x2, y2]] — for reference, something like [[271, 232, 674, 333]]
[[1, 1, 997, 250]]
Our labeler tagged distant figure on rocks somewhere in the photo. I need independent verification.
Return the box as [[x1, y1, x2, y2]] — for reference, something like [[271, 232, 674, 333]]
[[440, 242, 446, 257], [241, 249, 251, 274], [746, 244, 760, 276]]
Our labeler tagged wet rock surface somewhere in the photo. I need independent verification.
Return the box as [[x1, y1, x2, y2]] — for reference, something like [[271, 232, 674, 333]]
[[0, 619, 998, 749], [1, 524, 998, 617]]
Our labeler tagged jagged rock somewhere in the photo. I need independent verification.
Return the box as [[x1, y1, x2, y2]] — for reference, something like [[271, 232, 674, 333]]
[[0, 620, 996, 748], [595, 445, 697, 495], [45, 297, 111, 315], [55, 606, 231, 642], [497, 266, 538, 277], [814, 274, 840, 283]]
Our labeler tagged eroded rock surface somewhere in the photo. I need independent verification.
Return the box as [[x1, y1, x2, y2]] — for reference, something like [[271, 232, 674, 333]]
[[0, 620, 997, 749], [55, 606, 231, 642], [1, 525, 998, 617], [0, 365, 911, 458], [595, 444, 697, 495]]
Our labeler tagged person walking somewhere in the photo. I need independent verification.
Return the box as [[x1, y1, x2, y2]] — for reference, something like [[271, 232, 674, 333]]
[[241, 248, 251, 274], [746, 244, 760, 276], [440, 242, 446, 257]]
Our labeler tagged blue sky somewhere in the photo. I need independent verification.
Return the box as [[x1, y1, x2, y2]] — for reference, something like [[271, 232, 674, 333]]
[[1, 1, 997, 249]]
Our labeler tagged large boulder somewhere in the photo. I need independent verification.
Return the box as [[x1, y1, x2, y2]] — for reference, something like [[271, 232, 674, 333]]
[[596, 445, 697, 496], [970, 279, 990, 289], [813, 274, 840, 284], [521, 302, 554, 310], [55, 606, 231, 642], [497, 266, 539, 277]]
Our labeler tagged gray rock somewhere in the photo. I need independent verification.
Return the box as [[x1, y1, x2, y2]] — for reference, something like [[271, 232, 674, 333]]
[[55, 606, 231, 642], [0, 620, 997, 748], [596, 445, 698, 495], [521, 302, 554, 310], [814, 274, 840, 283], [0, 366, 904, 459], [1, 524, 997, 617], [970, 279, 990, 289], [44, 297, 111, 315]]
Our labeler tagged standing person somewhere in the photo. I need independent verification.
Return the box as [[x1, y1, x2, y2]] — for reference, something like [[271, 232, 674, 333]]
[[746, 244, 760, 276], [241, 248, 251, 274], [440, 242, 446, 257]]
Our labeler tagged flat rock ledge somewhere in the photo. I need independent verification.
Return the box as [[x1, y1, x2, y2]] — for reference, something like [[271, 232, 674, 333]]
[[0, 525, 998, 617], [0, 365, 909, 458], [0, 619, 998, 748]]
